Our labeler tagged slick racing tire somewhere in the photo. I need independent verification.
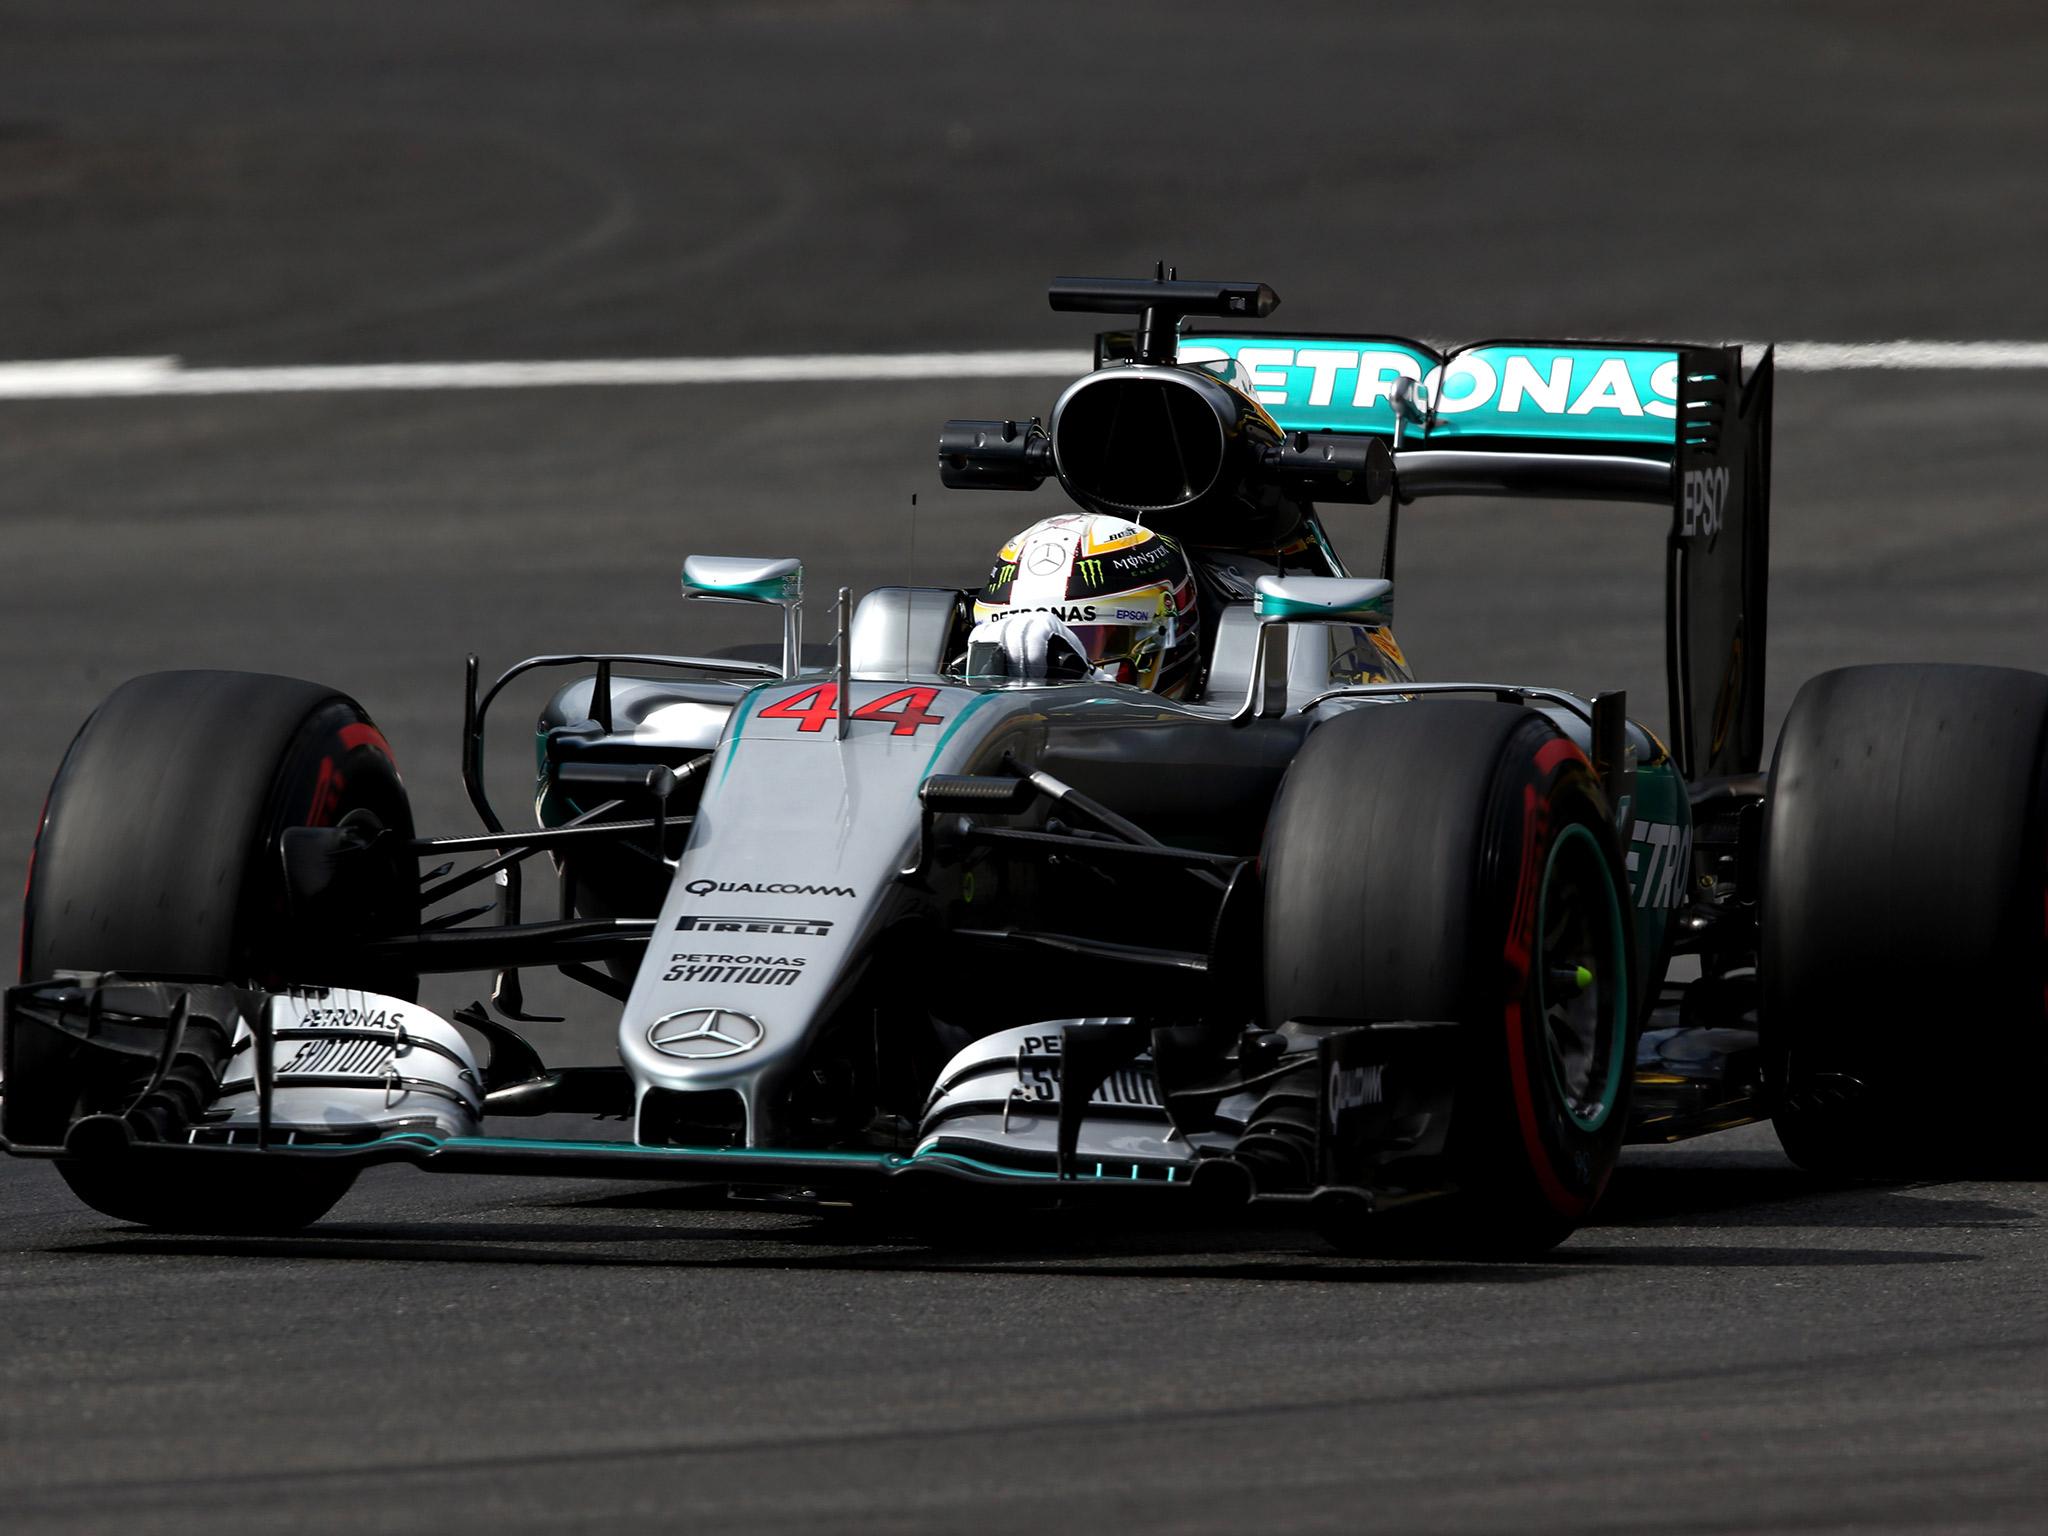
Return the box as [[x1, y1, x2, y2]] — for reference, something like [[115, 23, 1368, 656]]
[[52, 1156, 361, 1237], [1761, 664, 2048, 1176], [22, 670, 417, 1232], [1262, 702, 1637, 1258]]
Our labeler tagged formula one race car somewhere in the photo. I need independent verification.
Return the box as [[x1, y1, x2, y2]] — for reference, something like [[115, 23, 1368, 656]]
[[9, 274, 2045, 1253]]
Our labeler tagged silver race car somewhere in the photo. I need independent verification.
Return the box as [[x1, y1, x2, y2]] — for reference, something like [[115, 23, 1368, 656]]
[[11, 274, 2045, 1252]]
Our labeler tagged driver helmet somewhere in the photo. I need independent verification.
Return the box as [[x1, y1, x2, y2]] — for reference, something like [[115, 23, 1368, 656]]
[[973, 514, 1200, 697]]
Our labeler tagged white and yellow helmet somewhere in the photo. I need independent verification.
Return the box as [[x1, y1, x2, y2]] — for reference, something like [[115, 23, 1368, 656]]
[[973, 514, 1200, 697]]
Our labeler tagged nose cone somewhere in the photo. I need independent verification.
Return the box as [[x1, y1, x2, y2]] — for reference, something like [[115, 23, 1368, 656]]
[[617, 679, 998, 1147]]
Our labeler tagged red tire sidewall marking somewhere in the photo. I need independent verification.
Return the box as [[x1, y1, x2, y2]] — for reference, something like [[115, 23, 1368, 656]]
[[305, 716, 399, 828], [1502, 743, 1594, 1220], [305, 756, 345, 828], [337, 721, 398, 771], [1533, 737, 1586, 778]]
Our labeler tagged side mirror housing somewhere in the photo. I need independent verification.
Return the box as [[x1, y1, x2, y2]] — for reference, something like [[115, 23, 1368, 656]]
[[681, 555, 803, 606], [1252, 575, 1393, 626], [1233, 577, 1396, 724], [681, 556, 805, 677]]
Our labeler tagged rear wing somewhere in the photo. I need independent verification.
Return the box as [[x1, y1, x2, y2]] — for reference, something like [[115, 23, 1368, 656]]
[[1171, 333, 1774, 779]]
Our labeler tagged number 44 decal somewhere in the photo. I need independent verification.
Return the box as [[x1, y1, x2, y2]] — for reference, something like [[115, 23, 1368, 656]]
[[758, 684, 947, 736]]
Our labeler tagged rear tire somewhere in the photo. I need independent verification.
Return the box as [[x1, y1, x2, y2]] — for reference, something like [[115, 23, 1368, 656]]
[[1761, 664, 2048, 1175], [23, 670, 417, 1231], [1262, 702, 1637, 1257]]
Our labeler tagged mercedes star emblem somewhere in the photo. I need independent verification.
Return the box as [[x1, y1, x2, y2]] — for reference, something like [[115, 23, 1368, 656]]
[[646, 1008, 766, 1060], [1024, 540, 1067, 576]]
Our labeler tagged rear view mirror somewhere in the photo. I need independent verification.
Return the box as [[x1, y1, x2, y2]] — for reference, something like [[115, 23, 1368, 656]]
[[1234, 577, 1396, 724], [680, 555, 803, 606], [681, 556, 805, 677], [1252, 575, 1393, 625]]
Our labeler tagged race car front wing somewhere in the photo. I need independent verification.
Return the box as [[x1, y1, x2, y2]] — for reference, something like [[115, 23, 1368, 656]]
[[1, 974, 1461, 1219]]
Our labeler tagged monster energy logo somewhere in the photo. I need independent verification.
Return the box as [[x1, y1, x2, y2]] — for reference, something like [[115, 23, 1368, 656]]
[[989, 562, 1016, 589], [1076, 558, 1103, 585]]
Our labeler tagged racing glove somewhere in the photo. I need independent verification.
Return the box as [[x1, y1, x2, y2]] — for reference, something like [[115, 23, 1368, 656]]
[[967, 610, 1101, 682]]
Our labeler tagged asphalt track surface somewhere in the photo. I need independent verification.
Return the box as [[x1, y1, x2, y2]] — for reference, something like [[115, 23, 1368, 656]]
[[3, 4, 2047, 1532]]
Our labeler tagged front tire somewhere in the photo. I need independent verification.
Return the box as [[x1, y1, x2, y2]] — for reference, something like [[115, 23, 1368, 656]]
[[22, 670, 417, 1231], [1262, 702, 1637, 1256], [56, 1157, 360, 1235]]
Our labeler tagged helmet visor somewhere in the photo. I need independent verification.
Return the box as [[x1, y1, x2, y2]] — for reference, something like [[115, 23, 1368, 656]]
[[1066, 622, 1148, 665], [1069, 622, 1174, 688]]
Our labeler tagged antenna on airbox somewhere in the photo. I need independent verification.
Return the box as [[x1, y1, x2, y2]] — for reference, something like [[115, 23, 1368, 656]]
[[906, 492, 917, 681]]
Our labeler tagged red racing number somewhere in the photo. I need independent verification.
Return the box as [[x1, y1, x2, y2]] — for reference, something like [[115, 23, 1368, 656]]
[[758, 684, 947, 736], [757, 684, 837, 733]]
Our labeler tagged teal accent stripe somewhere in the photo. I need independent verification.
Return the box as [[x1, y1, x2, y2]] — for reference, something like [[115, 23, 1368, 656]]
[[275, 1131, 903, 1165], [921, 690, 1001, 771], [694, 577, 797, 603], [1253, 593, 1388, 622], [1540, 821, 1629, 1134], [910, 1150, 1177, 1181], [908, 1149, 1059, 1181], [260, 1129, 1190, 1184], [714, 684, 772, 787]]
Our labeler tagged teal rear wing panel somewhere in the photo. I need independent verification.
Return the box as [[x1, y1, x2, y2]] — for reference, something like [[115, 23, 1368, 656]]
[[1176, 336, 1682, 447], [1167, 332, 1773, 779]]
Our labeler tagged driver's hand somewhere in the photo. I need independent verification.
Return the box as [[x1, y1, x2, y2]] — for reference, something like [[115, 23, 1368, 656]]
[[967, 610, 1096, 681]]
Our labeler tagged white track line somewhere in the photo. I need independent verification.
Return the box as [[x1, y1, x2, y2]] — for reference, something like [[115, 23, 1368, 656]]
[[0, 351, 1086, 400], [1776, 341, 2048, 369], [1, 342, 2047, 401]]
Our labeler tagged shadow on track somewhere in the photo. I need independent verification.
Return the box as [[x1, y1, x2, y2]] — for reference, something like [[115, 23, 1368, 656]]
[[1591, 1160, 2037, 1231], [36, 1140, 2025, 1279], [50, 1227, 1977, 1281], [47, 1171, 1993, 1280]]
